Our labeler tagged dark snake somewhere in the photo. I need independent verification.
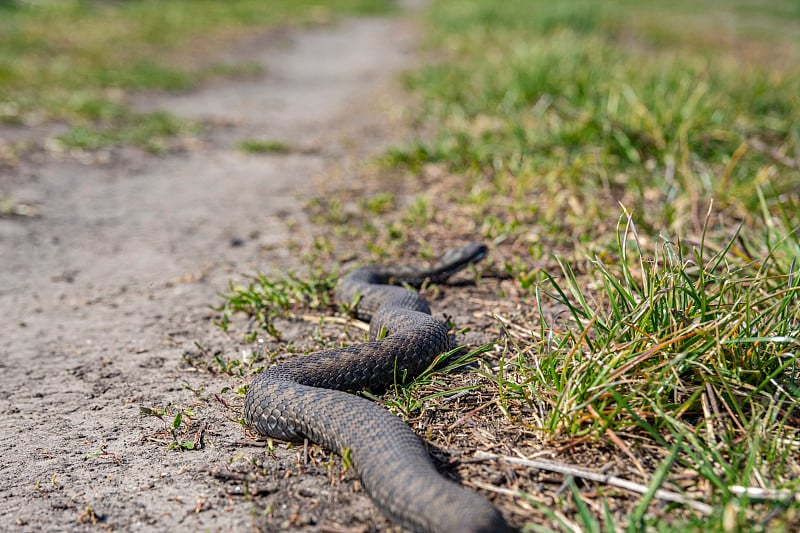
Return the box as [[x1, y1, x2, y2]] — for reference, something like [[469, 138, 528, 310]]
[[244, 243, 512, 533]]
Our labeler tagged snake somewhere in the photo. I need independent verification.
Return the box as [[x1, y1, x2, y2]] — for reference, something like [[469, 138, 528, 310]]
[[244, 243, 512, 533]]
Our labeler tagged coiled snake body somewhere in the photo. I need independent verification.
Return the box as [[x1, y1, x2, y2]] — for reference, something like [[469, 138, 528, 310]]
[[244, 243, 511, 533]]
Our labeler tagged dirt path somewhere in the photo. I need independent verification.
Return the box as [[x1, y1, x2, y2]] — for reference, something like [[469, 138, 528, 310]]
[[0, 12, 419, 533]]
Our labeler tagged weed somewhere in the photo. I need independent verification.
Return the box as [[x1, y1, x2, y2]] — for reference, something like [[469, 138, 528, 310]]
[[237, 139, 291, 155], [0, 194, 39, 217], [216, 269, 339, 341], [58, 110, 195, 153], [76, 505, 100, 525], [140, 404, 202, 451], [363, 192, 396, 216], [82, 444, 121, 465]]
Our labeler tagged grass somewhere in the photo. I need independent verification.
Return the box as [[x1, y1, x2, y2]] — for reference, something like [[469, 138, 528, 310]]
[[57, 109, 195, 153], [376, 0, 799, 530], [216, 269, 340, 342], [387, 2, 798, 240], [0, 192, 39, 217], [501, 214, 800, 530], [237, 139, 292, 155], [0, 0, 392, 150], [139, 404, 201, 452], [208, 0, 800, 531]]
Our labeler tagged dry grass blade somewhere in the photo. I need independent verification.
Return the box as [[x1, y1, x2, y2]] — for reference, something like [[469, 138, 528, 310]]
[[474, 451, 713, 515]]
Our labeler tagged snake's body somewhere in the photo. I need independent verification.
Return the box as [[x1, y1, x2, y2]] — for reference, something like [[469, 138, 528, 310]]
[[244, 243, 511, 533]]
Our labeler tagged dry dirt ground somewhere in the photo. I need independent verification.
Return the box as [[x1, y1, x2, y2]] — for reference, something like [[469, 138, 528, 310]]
[[0, 11, 433, 533]]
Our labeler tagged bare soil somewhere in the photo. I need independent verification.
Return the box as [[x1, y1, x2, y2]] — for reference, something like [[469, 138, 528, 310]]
[[0, 12, 427, 533]]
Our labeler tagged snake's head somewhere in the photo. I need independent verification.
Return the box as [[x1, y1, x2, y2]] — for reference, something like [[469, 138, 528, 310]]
[[438, 242, 488, 268]]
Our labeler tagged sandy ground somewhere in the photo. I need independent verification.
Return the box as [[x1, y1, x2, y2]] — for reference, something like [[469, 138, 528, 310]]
[[0, 12, 421, 533]]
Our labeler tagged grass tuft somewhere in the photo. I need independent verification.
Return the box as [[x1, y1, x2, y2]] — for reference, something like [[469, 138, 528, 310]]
[[216, 269, 339, 342], [57, 110, 194, 153], [237, 139, 291, 155]]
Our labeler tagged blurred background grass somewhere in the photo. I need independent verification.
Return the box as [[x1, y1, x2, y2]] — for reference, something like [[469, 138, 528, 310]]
[[386, 0, 799, 245], [0, 0, 392, 150]]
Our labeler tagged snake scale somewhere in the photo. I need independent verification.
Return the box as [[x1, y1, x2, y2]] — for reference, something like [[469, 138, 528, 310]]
[[244, 243, 512, 533]]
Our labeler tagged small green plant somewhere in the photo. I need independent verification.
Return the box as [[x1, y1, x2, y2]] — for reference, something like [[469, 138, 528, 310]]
[[0, 194, 39, 218], [83, 444, 121, 464], [236, 139, 291, 154], [363, 192, 396, 215], [402, 196, 433, 228], [216, 269, 339, 340], [140, 405, 201, 451], [76, 505, 101, 525], [58, 110, 195, 153]]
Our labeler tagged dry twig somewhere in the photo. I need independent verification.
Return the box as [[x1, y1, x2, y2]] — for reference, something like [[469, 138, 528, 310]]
[[474, 450, 714, 515]]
